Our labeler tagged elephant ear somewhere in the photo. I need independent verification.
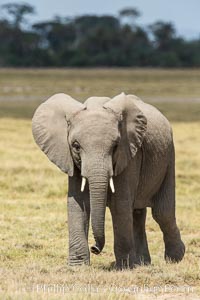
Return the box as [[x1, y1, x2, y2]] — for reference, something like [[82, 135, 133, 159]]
[[32, 93, 85, 176], [103, 93, 147, 175]]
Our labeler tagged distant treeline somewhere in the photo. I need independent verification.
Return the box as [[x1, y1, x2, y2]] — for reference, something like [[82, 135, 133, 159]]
[[0, 3, 200, 67]]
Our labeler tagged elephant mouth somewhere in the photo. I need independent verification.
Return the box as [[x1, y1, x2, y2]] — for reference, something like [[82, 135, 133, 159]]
[[80, 176, 115, 194]]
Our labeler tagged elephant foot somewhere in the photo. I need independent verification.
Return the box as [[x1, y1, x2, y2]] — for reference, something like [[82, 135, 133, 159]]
[[134, 254, 151, 266], [68, 256, 90, 266], [115, 256, 135, 270], [165, 239, 185, 263]]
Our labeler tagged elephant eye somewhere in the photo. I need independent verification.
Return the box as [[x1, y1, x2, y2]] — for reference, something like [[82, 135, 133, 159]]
[[114, 136, 120, 146], [72, 141, 81, 152], [113, 143, 118, 153], [112, 140, 118, 152]]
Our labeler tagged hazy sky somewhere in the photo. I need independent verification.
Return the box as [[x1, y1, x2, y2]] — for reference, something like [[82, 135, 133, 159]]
[[0, 0, 199, 39]]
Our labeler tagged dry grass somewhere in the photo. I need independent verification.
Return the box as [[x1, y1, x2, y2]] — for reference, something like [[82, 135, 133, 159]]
[[0, 69, 200, 299]]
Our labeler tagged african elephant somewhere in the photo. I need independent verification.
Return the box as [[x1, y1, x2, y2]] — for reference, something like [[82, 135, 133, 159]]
[[32, 92, 185, 269]]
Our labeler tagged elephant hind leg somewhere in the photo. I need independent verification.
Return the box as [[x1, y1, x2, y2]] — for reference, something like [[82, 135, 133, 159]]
[[151, 160, 185, 263], [133, 208, 151, 265]]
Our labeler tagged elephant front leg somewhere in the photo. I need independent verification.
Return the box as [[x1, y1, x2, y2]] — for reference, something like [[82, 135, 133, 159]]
[[109, 202, 136, 269], [68, 172, 90, 266], [133, 208, 151, 265]]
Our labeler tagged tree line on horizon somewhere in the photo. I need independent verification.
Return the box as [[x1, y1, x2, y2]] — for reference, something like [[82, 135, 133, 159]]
[[0, 3, 200, 67]]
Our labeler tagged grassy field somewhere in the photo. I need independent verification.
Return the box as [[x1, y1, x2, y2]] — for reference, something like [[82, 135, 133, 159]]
[[0, 69, 200, 299]]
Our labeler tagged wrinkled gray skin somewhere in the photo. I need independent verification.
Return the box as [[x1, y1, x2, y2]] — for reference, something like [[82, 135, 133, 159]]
[[32, 92, 185, 269]]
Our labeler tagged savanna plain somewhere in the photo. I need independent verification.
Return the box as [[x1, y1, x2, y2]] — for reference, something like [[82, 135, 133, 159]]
[[0, 69, 200, 300]]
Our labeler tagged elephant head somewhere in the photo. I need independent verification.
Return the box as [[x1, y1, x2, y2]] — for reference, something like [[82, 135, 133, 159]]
[[32, 92, 147, 254]]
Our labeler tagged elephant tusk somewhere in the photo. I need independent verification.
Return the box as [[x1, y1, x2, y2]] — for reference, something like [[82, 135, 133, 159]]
[[81, 177, 86, 192], [110, 177, 115, 193]]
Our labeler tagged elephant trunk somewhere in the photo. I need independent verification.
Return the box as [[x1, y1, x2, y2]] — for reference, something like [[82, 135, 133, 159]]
[[88, 171, 108, 255]]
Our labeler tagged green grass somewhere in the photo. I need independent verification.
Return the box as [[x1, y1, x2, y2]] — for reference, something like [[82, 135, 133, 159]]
[[0, 68, 200, 99], [0, 68, 200, 121], [0, 69, 200, 299]]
